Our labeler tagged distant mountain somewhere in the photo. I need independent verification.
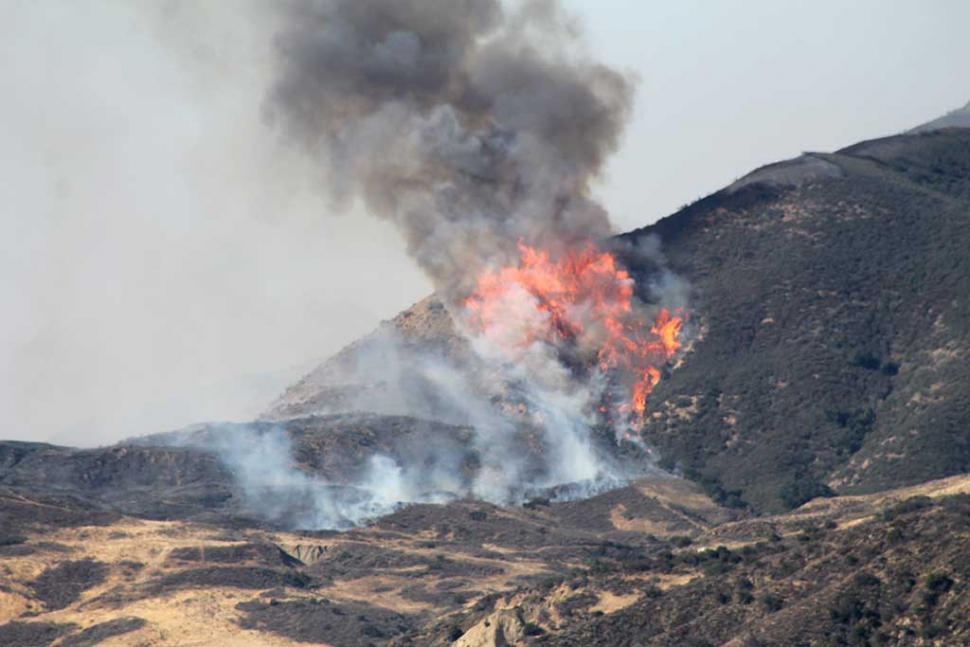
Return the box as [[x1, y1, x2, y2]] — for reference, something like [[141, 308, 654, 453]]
[[270, 128, 970, 514], [910, 100, 970, 133]]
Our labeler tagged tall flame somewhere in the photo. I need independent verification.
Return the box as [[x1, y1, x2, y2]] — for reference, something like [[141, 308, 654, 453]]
[[464, 241, 684, 425]]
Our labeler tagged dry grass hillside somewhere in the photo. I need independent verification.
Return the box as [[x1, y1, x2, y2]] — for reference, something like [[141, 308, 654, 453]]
[[2, 473, 969, 646]]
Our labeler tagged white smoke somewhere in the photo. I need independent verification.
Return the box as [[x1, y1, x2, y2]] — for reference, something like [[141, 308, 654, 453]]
[[202, 426, 343, 528]]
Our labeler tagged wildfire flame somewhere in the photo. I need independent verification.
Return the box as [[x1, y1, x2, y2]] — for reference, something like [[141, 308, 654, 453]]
[[464, 241, 684, 425]]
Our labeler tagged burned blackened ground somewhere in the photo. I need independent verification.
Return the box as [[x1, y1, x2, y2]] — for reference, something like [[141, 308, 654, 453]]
[[0, 622, 76, 647], [58, 617, 147, 647], [165, 542, 302, 568], [0, 441, 236, 522], [29, 559, 109, 611], [237, 597, 416, 647], [0, 488, 120, 531], [0, 412, 657, 532], [0, 415, 485, 526]]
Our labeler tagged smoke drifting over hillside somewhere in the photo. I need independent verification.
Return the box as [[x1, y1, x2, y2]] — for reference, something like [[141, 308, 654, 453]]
[[160, 405, 652, 529], [236, 0, 689, 526]]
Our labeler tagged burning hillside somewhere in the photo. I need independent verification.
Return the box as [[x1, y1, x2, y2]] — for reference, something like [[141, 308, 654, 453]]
[[257, 0, 691, 513], [464, 241, 685, 427]]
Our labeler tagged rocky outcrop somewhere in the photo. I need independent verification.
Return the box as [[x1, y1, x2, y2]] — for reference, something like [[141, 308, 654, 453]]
[[452, 609, 526, 647]]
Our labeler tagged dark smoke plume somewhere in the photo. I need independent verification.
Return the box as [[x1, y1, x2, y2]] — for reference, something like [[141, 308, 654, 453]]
[[267, 0, 633, 302]]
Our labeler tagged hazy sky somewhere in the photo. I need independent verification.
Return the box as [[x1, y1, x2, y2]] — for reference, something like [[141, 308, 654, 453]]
[[1, 1, 967, 446]]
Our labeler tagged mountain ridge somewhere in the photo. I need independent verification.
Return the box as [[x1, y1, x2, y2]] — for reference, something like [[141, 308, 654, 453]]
[[910, 99, 970, 133], [266, 126, 970, 513]]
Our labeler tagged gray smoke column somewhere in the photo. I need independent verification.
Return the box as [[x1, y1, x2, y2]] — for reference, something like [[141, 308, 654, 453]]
[[259, 0, 680, 511], [266, 0, 633, 302]]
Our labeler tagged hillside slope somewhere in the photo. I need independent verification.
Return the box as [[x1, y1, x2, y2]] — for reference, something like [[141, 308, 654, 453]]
[[633, 128, 970, 511], [262, 298, 468, 424], [267, 128, 970, 513], [0, 471, 736, 647], [2, 471, 968, 647], [910, 100, 970, 133]]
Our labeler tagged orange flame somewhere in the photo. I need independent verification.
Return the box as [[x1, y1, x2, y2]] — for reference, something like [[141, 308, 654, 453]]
[[464, 241, 684, 424]]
